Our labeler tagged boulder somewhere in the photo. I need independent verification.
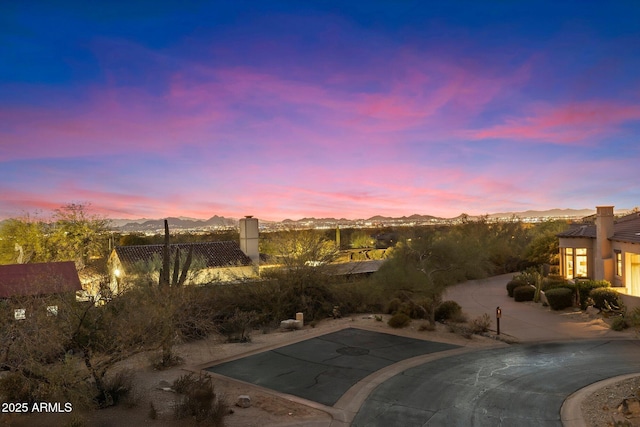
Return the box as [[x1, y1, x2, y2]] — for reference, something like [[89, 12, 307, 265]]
[[236, 395, 251, 408]]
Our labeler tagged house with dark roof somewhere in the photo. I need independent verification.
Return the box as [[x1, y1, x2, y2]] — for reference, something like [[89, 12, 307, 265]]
[[0, 261, 82, 319], [107, 217, 260, 293], [558, 206, 640, 297]]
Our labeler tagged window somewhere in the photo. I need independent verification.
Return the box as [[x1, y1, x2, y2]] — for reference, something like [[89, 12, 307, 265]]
[[576, 248, 588, 277], [563, 247, 588, 279], [14, 308, 26, 320], [616, 251, 623, 276], [565, 248, 574, 279], [47, 305, 58, 316]]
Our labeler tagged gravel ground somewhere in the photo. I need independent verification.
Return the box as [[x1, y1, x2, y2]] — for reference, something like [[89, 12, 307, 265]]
[[581, 375, 640, 426]]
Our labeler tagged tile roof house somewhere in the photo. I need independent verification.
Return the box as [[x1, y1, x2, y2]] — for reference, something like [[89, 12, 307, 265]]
[[558, 206, 640, 297], [0, 261, 82, 319], [107, 217, 260, 294], [0, 261, 82, 299]]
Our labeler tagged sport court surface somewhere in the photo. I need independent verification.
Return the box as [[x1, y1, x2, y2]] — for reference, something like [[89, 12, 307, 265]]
[[206, 328, 460, 406]]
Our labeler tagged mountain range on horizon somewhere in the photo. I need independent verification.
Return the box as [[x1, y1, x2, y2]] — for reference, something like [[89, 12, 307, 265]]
[[105, 208, 614, 230]]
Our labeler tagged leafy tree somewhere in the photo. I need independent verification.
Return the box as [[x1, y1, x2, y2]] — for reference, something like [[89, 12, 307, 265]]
[[350, 231, 375, 248], [0, 215, 48, 264], [524, 220, 570, 266], [262, 229, 338, 268], [48, 203, 111, 269], [0, 204, 111, 269], [373, 228, 487, 325]]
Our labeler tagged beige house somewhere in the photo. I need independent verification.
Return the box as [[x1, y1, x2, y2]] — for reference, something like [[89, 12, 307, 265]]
[[107, 217, 260, 294], [558, 206, 640, 296]]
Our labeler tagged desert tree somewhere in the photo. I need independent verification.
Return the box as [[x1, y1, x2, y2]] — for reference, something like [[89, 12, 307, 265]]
[[49, 203, 111, 269], [0, 214, 48, 264], [373, 227, 488, 325]]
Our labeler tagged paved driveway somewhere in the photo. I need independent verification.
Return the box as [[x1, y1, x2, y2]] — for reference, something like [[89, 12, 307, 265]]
[[352, 339, 640, 426], [444, 274, 628, 342]]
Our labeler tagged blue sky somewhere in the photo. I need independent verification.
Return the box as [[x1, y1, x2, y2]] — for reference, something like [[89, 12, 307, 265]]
[[1, 1, 639, 220]]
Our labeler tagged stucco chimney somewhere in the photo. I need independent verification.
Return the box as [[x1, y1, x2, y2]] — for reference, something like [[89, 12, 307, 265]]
[[595, 206, 614, 282], [239, 216, 260, 265]]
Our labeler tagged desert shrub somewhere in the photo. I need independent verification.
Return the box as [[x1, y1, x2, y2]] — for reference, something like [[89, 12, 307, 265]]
[[418, 322, 435, 331], [387, 312, 411, 328], [406, 299, 430, 319], [470, 313, 492, 333], [541, 275, 570, 291], [217, 309, 257, 343], [506, 279, 525, 297], [0, 371, 39, 404], [610, 316, 628, 331], [624, 307, 640, 327], [173, 373, 228, 425], [386, 298, 402, 314], [102, 369, 136, 407], [590, 288, 621, 310], [577, 280, 610, 309], [434, 300, 462, 323], [545, 288, 574, 310], [513, 285, 535, 302]]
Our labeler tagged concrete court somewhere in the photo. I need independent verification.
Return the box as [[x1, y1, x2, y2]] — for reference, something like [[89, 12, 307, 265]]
[[206, 327, 460, 407]]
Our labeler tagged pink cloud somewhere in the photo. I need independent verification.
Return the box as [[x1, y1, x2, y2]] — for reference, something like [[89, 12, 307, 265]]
[[467, 101, 640, 144]]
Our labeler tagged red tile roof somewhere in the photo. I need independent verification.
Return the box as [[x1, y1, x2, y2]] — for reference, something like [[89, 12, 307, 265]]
[[0, 261, 82, 298]]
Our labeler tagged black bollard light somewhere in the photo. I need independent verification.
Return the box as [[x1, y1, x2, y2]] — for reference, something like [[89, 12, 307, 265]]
[[496, 306, 502, 335]]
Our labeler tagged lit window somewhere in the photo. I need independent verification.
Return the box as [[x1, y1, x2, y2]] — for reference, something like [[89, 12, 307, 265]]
[[47, 305, 58, 316], [575, 248, 588, 277], [616, 251, 623, 276], [14, 309, 26, 320], [565, 248, 574, 279]]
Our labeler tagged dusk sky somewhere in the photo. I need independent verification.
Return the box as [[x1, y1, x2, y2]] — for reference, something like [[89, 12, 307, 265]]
[[2, 1, 639, 221]]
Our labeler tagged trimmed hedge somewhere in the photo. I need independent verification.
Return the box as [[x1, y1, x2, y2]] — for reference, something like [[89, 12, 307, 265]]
[[507, 280, 525, 297], [545, 288, 574, 310], [589, 288, 621, 310], [513, 285, 535, 302], [435, 300, 462, 322], [576, 280, 610, 309], [541, 275, 571, 292]]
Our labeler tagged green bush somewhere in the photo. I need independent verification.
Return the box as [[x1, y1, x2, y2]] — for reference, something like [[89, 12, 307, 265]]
[[387, 312, 411, 328], [545, 288, 574, 310], [513, 285, 535, 302], [507, 279, 526, 297], [624, 307, 640, 327], [589, 288, 621, 310], [576, 279, 610, 309], [610, 316, 628, 331], [386, 298, 402, 314], [434, 300, 462, 322], [541, 275, 570, 292]]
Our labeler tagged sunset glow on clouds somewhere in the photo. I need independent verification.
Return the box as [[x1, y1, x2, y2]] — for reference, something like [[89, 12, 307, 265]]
[[1, 1, 639, 221]]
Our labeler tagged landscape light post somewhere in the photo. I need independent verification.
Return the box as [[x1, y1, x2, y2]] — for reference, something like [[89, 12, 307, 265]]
[[496, 306, 502, 335]]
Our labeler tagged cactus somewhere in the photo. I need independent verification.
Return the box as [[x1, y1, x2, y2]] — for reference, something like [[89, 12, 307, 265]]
[[159, 219, 194, 287]]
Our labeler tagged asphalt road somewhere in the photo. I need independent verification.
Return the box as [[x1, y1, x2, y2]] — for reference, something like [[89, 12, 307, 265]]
[[352, 339, 640, 426]]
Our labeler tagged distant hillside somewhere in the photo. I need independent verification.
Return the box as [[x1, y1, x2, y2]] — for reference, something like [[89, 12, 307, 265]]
[[105, 207, 615, 233], [487, 208, 596, 219], [115, 215, 238, 231]]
